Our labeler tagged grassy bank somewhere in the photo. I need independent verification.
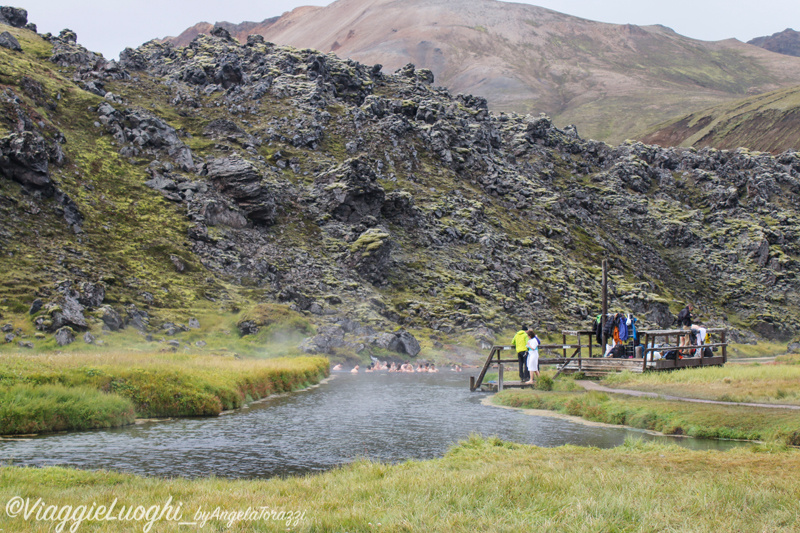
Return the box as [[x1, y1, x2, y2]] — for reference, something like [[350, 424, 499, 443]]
[[727, 341, 788, 359], [493, 389, 800, 444], [0, 384, 135, 434], [601, 363, 800, 405], [0, 353, 328, 435], [1, 436, 799, 532]]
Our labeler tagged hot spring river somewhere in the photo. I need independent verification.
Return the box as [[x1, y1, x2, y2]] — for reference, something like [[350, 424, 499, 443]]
[[0, 372, 742, 478]]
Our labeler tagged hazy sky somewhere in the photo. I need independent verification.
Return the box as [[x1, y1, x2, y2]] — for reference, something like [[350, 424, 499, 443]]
[[15, 0, 800, 59]]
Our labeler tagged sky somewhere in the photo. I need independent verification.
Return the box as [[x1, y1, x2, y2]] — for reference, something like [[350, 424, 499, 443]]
[[14, 0, 800, 60]]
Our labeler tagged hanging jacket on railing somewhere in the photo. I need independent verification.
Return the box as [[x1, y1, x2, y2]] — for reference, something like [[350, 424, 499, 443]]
[[628, 316, 639, 346], [618, 316, 628, 341], [602, 313, 615, 340], [593, 314, 603, 345]]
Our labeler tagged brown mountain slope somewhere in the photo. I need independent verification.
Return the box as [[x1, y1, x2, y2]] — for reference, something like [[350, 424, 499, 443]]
[[642, 85, 800, 153], [163, 16, 281, 48], [163, 0, 800, 144], [748, 28, 800, 57]]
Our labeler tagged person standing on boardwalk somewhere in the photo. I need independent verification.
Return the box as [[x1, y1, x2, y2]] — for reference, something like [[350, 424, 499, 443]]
[[512, 326, 530, 383], [677, 303, 693, 350], [525, 329, 540, 384]]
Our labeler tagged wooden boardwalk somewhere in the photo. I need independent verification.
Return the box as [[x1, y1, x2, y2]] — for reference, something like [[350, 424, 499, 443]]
[[470, 328, 727, 392]]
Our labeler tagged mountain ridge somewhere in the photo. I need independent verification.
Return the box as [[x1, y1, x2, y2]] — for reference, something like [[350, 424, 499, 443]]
[[163, 0, 800, 145], [3, 10, 800, 358], [748, 28, 800, 57], [643, 85, 800, 153]]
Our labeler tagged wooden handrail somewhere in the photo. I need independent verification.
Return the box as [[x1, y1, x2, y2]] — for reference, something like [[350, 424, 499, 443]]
[[470, 328, 726, 390], [472, 346, 501, 391], [640, 328, 726, 335], [641, 342, 727, 352]]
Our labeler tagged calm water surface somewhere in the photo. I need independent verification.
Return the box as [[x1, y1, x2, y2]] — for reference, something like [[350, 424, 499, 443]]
[[0, 372, 741, 478]]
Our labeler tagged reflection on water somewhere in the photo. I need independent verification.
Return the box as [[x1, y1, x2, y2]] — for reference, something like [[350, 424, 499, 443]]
[[0, 372, 742, 479]]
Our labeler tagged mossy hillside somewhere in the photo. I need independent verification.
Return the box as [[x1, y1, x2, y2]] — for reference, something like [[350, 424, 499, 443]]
[[0, 32, 228, 317], [3, 28, 800, 359], [0, 304, 315, 358]]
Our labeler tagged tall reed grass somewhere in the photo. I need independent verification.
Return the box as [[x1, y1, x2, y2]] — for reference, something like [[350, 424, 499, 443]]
[[0, 384, 135, 434], [0, 353, 329, 434]]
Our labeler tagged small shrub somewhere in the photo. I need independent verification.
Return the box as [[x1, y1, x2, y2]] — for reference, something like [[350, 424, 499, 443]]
[[536, 375, 554, 391]]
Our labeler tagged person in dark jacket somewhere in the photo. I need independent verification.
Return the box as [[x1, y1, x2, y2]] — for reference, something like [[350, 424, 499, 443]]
[[677, 304, 693, 351]]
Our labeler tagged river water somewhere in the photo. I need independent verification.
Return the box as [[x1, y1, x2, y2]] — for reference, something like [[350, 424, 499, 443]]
[[0, 372, 741, 479]]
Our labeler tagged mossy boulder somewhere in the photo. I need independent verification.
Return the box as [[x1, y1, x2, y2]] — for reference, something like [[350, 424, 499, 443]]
[[236, 304, 312, 337]]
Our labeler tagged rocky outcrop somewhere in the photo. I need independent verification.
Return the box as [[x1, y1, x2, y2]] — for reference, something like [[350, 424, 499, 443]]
[[54, 326, 75, 346], [96, 103, 195, 171], [299, 324, 420, 357], [0, 6, 27, 28], [0, 132, 52, 190], [202, 157, 276, 225], [347, 228, 393, 285], [126, 305, 150, 331], [34, 296, 87, 332], [314, 157, 385, 224], [100, 306, 123, 331], [0, 31, 21, 51], [392, 330, 421, 356]]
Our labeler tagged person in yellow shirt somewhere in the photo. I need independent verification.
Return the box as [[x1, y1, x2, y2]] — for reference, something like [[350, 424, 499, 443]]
[[512, 326, 530, 382]]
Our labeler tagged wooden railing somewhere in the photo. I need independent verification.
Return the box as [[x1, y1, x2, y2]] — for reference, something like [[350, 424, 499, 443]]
[[470, 328, 728, 391], [470, 330, 596, 391], [640, 328, 727, 371]]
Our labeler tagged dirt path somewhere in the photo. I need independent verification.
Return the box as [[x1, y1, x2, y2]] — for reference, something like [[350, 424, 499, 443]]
[[726, 357, 779, 364], [576, 380, 800, 410]]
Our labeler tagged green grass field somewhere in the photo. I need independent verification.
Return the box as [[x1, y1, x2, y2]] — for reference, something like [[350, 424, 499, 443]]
[[493, 389, 800, 444], [601, 362, 800, 405], [1, 436, 799, 532]]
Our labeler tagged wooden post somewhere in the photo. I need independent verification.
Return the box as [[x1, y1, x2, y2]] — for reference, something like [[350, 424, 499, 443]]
[[562, 332, 567, 359], [473, 346, 499, 391], [722, 330, 727, 363], [588, 331, 593, 359], [701, 334, 706, 366], [498, 364, 504, 391], [642, 332, 648, 372], [470, 376, 476, 391], [601, 259, 608, 350], [579, 333, 583, 371]]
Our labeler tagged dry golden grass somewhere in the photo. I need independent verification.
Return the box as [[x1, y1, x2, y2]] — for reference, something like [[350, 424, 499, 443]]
[[602, 363, 800, 405]]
